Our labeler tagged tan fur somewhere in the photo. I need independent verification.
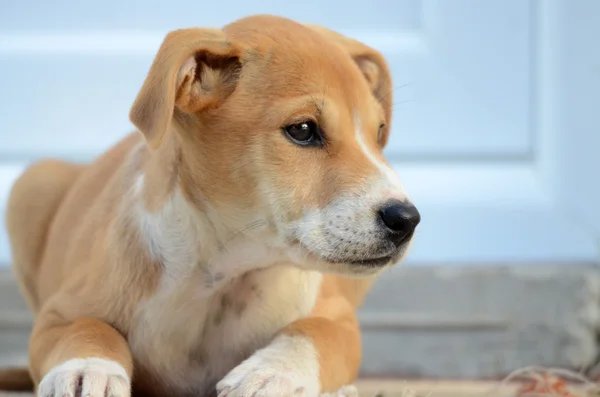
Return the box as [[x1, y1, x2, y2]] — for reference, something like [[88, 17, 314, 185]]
[[1, 14, 417, 397]]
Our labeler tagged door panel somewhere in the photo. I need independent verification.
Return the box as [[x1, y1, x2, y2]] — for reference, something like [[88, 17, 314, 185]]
[[0, 0, 531, 158], [539, 0, 600, 238], [385, 0, 533, 157], [0, 0, 423, 31], [0, 54, 151, 158]]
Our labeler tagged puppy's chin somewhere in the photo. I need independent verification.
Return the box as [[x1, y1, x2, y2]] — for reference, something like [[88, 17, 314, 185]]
[[283, 242, 405, 278]]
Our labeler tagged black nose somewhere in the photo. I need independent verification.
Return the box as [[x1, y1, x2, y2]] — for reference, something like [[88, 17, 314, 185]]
[[378, 200, 421, 243]]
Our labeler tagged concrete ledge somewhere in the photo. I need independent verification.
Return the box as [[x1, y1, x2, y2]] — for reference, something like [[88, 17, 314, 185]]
[[0, 268, 30, 367], [1, 264, 599, 378], [359, 264, 600, 378]]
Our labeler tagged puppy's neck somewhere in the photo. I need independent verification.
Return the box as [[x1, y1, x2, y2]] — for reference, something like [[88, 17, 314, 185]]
[[131, 141, 285, 288]]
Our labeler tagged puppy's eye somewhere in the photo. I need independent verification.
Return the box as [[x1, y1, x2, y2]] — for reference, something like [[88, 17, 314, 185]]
[[283, 121, 322, 146]]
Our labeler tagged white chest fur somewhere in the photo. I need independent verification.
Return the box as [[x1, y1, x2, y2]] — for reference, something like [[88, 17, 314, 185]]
[[129, 265, 322, 395], [128, 179, 322, 394]]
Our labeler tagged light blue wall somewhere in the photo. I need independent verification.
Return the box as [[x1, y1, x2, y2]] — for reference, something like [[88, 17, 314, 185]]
[[0, 0, 598, 266]]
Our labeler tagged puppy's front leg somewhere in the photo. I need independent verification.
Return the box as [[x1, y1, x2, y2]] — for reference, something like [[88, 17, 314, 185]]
[[30, 311, 132, 397], [217, 296, 361, 397]]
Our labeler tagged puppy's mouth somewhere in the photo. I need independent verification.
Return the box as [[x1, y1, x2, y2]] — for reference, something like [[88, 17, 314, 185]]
[[338, 255, 395, 267], [323, 247, 398, 267], [290, 239, 397, 269]]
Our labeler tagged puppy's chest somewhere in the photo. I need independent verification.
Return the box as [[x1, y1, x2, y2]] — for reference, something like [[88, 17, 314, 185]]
[[129, 266, 321, 396]]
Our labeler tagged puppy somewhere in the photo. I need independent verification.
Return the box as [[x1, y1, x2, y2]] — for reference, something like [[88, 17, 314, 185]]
[[2, 14, 420, 397]]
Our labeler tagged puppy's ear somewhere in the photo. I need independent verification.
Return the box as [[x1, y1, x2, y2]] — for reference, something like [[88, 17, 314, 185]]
[[130, 28, 241, 149], [307, 25, 393, 147]]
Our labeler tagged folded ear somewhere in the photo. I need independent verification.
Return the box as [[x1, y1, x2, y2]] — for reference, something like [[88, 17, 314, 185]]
[[307, 25, 393, 147], [130, 28, 241, 149]]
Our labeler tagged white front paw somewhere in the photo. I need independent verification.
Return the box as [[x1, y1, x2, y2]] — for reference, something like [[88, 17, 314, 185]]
[[216, 335, 320, 397], [320, 385, 360, 397], [217, 366, 317, 397], [38, 358, 130, 397]]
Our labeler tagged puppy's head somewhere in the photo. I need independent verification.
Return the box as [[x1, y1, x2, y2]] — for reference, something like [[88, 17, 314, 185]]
[[130, 15, 420, 276]]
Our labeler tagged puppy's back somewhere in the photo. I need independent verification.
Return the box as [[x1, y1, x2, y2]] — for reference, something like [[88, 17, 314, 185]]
[[6, 158, 83, 311]]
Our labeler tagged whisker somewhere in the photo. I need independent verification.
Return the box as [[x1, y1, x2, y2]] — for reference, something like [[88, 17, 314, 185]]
[[217, 219, 267, 253]]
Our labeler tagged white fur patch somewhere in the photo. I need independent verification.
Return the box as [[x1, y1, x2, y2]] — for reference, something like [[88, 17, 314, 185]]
[[135, 178, 201, 274], [134, 174, 283, 282], [216, 335, 320, 396], [353, 112, 404, 195], [38, 358, 130, 397]]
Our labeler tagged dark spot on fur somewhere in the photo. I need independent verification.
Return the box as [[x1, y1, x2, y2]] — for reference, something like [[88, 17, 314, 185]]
[[253, 287, 263, 298], [221, 294, 232, 310], [213, 294, 232, 326], [213, 310, 224, 326], [234, 301, 247, 316], [189, 347, 206, 366]]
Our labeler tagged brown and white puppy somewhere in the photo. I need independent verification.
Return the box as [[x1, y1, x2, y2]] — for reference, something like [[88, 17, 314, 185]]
[[3, 14, 420, 397]]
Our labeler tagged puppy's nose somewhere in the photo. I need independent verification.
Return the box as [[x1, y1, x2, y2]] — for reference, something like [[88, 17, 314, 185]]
[[378, 199, 420, 243]]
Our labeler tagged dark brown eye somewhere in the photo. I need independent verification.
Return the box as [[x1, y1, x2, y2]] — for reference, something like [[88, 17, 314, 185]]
[[283, 121, 322, 146]]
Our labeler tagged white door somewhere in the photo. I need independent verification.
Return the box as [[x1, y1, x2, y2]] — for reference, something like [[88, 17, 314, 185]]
[[0, 0, 599, 371]]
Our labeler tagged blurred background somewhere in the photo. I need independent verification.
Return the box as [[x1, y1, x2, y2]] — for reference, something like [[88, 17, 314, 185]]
[[1, 0, 599, 382]]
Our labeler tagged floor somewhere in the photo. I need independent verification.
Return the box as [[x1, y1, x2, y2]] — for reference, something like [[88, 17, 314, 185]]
[[0, 272, 593, 397], [358, 379, 521, 396], [0, 380, 529, 397]]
